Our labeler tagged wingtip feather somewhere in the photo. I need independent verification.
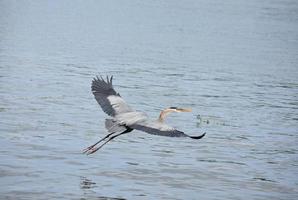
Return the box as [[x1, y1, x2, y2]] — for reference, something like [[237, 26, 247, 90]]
[[189, 132, 206, 139]]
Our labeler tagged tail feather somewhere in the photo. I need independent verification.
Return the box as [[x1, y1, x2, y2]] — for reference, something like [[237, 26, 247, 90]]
[[105, 119, 126, 133]]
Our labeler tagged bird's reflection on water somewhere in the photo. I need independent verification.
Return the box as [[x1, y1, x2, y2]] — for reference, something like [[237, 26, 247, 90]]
[[80, 177, 126, 200], [80, 177, 97, 189], [80, 197, 126, 200]]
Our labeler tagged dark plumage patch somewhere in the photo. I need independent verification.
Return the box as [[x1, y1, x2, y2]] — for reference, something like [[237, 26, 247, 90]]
[[169, 106, 177, 109], [91, 75, 133, 116]]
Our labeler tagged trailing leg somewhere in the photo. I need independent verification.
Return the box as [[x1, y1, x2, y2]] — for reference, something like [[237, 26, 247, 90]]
[[85, 128, 133, 155], [82, 132, 116, 154]]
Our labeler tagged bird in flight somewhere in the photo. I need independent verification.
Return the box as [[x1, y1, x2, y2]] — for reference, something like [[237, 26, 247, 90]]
[[83, 76, 205, 154]]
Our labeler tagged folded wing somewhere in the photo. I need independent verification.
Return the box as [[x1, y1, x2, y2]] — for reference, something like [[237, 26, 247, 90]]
[[91, 76, 134, 116]]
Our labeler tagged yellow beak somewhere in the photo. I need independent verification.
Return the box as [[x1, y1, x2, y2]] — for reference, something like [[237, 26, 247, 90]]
[[178, 108, 192, 112]]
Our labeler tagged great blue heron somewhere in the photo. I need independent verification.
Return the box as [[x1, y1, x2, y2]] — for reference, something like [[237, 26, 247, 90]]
[[83, 76, 206, 154]]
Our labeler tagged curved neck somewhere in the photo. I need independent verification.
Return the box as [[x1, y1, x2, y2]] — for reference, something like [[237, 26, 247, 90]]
[[158, 109, 174, 122]]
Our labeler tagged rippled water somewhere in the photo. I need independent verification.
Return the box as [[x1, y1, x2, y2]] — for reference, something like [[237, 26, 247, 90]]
[[1, 0, 298, 199]]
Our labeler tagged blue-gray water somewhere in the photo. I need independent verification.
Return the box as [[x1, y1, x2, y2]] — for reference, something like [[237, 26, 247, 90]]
[[1, 0, 298, 199]]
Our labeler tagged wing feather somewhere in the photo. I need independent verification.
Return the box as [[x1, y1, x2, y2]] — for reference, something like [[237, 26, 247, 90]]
[[91, 76, 133, 116], [130, 121, 206, 139]]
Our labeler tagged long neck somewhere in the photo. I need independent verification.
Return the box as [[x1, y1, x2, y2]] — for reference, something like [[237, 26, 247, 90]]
[[158, 109, 174, 122]]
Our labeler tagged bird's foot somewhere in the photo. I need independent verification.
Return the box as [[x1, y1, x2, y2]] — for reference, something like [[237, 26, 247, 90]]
[[85, 147, 100, 155], [82, 145, 97, 154]]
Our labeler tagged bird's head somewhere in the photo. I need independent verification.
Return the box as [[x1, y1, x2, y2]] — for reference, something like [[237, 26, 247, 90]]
[[168, 107, 192, 113], [158, 107, 192, 122]]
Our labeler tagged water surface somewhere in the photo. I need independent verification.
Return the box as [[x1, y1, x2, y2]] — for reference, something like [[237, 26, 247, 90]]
[[1, 0, 298, 199]]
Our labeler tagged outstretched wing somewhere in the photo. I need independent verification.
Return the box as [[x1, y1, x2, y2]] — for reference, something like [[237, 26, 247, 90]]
[[91, 76, 134, 116], [130, 121, 206, 139]]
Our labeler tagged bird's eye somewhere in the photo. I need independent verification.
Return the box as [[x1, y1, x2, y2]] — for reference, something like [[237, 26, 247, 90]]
[[169, 106, 177, 109]]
